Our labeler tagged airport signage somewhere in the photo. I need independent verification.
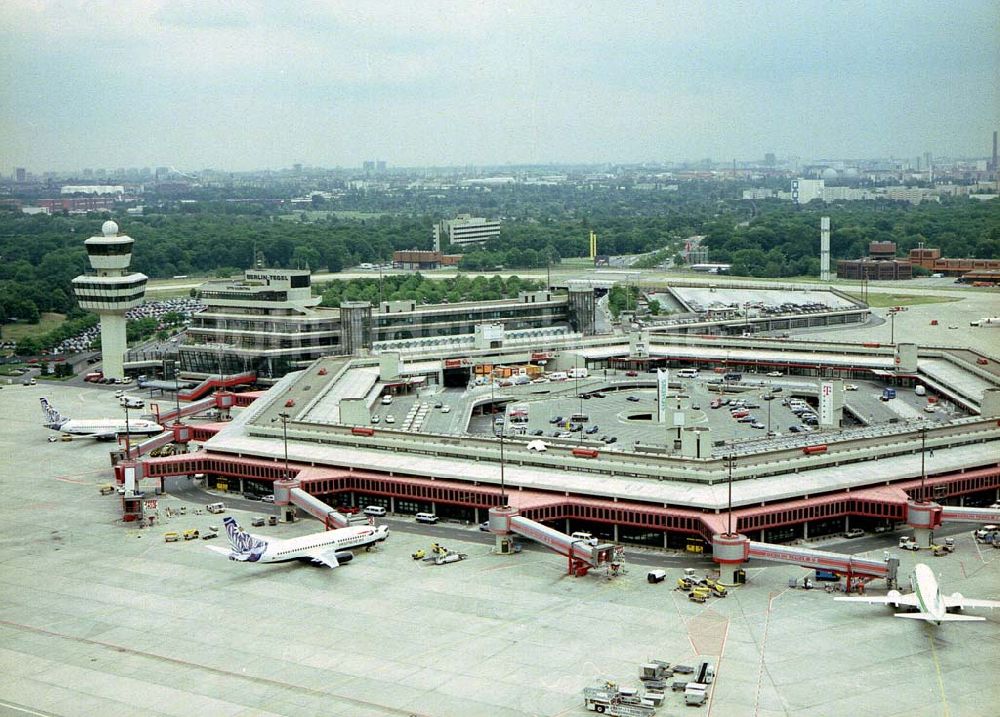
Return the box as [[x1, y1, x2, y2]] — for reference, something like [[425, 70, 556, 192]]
[[657, 369, 669, 423]]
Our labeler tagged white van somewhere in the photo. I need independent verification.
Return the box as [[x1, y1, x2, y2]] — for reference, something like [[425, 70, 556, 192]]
[[415, 512, 438, 524], [381, 394, 393, 405], [677, 369, 699, 378], [363, 505, 387, 517], [571, 531, 599, 546], [119, 396, 145, 409], [206, 502, 226, 514], [548, 372, 568, 381], [567, 367, 589, 379]]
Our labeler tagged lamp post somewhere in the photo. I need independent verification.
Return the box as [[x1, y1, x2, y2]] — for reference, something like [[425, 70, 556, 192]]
[[273, 412, 291, 481], [123, 402, 131, 457], [726, 453, 735, 536], [889, 309, 897, 345], [920, 425, 927, 502]]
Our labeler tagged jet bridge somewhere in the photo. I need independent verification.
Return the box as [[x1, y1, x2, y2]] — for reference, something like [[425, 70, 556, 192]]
[[153, 396, 220, 424], [937, 506, 1000, 524], [488, 507, 616, 575], [274, 482, 363, 530], [712, 533, 897, 592]]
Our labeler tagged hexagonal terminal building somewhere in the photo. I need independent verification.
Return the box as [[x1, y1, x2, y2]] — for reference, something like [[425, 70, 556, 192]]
[[72, 220, 147, 380]]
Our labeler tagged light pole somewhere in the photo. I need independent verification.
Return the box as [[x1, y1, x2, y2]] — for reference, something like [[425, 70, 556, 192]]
[[920, 425, 927, 502], [889, 309, 897, 345], [123, 402, 131, 457], [273, 412, 291, 481], [726, 453, 735, 536]]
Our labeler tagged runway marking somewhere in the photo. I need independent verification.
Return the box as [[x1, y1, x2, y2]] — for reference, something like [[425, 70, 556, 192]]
[[705, 615, 730, 717], [927, 630, 951, 717], [0, 700, 57, 716], [752, 588, 788, 717], [0, 620, 429, 717]]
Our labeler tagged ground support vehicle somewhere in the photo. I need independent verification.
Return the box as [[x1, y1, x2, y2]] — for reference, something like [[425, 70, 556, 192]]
[[164, 532, 179, 542], [898, 537, 920, 551], [685, 683, 708, 706], [183, 529, 199, 540], [582, 684, 656, 716]]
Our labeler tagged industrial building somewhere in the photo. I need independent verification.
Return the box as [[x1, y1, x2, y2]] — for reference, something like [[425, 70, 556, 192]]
[[837, 241, 913, 280], [391, 250, 463, 270]]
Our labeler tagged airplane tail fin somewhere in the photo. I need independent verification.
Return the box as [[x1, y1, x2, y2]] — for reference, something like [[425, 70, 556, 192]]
[[222, 516, 267, 561], [895, 612, 985, 622], [39, 397, 67, 427]]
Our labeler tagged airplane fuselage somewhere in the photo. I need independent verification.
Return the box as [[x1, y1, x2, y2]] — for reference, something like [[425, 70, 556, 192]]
[[913, 563, 946, 623], [53, 419, 164, 438], [257, 525, 388, 564]]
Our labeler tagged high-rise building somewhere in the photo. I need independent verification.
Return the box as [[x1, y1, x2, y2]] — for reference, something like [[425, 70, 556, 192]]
[[434, 214, 502, 247], [15, 167, 26, 183], [790, 178, 824, 205], [72, 221, 148, 380]]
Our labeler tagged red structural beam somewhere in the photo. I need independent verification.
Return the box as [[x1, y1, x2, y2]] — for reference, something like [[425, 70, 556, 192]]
[[132, 452, 1000, 537]]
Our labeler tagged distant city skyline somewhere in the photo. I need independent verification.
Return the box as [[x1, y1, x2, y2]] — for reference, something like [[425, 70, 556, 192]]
[[1, 1, 997, 174]]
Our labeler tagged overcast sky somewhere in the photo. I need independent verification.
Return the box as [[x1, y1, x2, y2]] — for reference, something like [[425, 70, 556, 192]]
[[1, 1, 997, 173]]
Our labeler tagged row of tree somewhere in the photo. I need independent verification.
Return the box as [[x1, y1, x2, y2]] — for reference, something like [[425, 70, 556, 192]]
[[316, 274, 543, 307]]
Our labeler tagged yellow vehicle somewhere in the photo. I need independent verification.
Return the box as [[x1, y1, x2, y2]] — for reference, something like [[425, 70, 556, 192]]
[[99, 484, 115, 496], [709, 583, 728, 597], [164, 532, 179, 542], [690, 586, 712, 600], [688, 592, 708, 603], [182, 529, 200, 541], [412, 549, 426, 560], [677, 577, 696, 591]]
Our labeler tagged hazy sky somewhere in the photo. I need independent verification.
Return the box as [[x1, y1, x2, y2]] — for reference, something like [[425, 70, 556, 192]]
[[1, 1, 997, 173]]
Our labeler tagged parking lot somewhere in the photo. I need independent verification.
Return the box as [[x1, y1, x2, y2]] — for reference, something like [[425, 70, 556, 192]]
[[375, 370, 960, 456]]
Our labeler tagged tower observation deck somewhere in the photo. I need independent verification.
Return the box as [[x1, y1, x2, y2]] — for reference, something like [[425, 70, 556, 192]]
[[72, 220, 147, 380]]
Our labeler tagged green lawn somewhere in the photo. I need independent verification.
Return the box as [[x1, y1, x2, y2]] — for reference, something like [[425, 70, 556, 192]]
[[1, 313, 66, 342], [844, 292, 960, 307]]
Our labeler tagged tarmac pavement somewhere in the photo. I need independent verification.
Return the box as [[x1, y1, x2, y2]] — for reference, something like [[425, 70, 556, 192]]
[[2, 383, 1000, 716]]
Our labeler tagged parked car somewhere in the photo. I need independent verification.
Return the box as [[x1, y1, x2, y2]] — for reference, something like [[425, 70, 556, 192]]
[[441, 405, 451, 413], [766, 371, 783, 377], [585, 425, 600, 434], [385, 415, 395, 424], [625, 370, 638, 377], [627, 396, 641, 402], [844, 528, 865, 539], [371, 415, 380, 423], [549, 416, 564, 424]]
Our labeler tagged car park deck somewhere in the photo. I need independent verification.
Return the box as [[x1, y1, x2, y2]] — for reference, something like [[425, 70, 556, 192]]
[[1, 384, 999, 716]]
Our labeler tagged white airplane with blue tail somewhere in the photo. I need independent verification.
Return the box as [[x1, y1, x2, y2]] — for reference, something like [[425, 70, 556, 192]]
[[206, 516, 388, 568]]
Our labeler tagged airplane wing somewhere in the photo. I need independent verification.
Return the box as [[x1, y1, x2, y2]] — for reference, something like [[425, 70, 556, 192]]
[[305, 548, 341, 568], [941, 596, 1000, 610], [834, 594, 920, 608], [896, 613, 985, 622]]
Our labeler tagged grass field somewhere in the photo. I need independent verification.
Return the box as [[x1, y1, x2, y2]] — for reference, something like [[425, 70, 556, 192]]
[[1, 313, 66, 342], [844, 292, 961, 307]]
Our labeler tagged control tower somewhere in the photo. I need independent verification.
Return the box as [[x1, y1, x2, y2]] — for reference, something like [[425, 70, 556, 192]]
[[72, 220, 147, 380]]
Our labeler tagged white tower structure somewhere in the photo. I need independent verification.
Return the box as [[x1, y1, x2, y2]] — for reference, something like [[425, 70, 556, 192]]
[[72, 220, 147, 380], [820, 216, 831, 281]]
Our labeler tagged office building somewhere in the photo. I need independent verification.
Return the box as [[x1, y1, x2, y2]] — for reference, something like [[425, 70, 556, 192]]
[[433, 214, 501, 248]]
